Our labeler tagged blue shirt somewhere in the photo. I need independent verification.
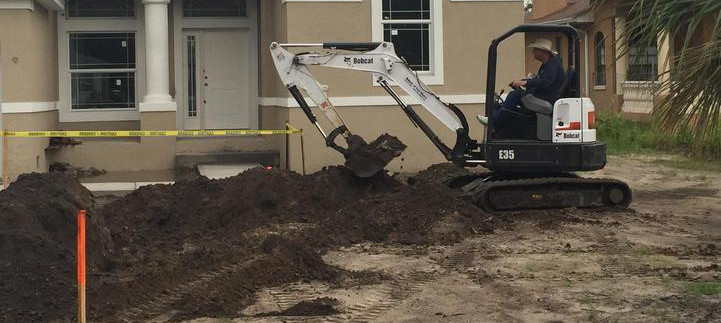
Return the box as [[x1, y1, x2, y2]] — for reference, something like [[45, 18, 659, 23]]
[[525, 55, 565, 104]]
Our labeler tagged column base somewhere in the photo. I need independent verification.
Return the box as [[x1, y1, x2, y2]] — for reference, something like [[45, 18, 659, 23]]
[[139, 101, 177, 112]]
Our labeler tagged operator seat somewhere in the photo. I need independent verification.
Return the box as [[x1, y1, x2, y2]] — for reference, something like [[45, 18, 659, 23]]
[[520, 66, 575, 140]]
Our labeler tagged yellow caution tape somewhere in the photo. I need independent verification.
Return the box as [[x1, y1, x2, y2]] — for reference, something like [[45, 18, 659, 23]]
[[2, 124, 302, 138]]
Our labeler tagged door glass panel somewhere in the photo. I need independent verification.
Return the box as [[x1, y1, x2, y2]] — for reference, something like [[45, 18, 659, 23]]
[[66, 0, 135, 18], [70, 33, 136, 70], [187, 35, 198, 117], [183, 0, 247, 18], [71, 72, 135, 109]]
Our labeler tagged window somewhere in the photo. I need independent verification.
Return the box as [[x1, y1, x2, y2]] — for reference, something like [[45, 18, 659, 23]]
[[595, 32, 606, 86], [186, 35, 198, 117], [183, 0, 247, 18], [627, 35, 658, 81], [69, 33, 136, 110], [66, 0, 135, 18], [381, 0, 431, 71]]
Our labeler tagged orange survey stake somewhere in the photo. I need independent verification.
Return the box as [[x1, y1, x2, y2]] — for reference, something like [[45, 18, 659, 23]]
[[77, 210, 86, 323]]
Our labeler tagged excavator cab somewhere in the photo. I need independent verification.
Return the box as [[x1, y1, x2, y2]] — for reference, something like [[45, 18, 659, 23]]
[[482, 24, 605, 173]]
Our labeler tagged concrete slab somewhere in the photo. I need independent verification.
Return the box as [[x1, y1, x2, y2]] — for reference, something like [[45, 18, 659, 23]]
[[197, 163, 262, 180], [81, 181, 174, 193]]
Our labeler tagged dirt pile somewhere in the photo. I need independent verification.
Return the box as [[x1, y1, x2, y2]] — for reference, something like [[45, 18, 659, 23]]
[[3, 164, 493, 322], [0, 173, 113, 323], [260, 297, 341, 317]]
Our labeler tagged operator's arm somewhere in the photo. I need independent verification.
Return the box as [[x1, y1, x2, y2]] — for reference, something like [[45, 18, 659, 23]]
[[524, 56, 562, 90]]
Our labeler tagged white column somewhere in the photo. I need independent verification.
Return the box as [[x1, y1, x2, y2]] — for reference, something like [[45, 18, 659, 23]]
[[614, 17, 627, 96], [657, 31, 672, 86], [140, 0, 176, 111]]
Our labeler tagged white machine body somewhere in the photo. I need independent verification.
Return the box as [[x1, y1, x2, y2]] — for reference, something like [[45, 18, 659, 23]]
[[551, 97, 596, 143]]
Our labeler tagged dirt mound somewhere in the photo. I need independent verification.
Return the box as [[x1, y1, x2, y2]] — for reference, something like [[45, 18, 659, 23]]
[[410, 162, 471, 183], [4, 165, 494, 322], [0, 173, 112, 323], [260, 297, 341, 317]]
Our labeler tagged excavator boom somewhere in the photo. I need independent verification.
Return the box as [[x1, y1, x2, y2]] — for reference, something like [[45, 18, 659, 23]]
[[270, 42, 477, 177]]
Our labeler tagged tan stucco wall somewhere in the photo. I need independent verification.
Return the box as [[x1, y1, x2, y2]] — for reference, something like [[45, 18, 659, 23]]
[[259, 0, 288, 98], [281, 0, 525, 97], [176, 106, 286, 156], [586, 3, 620, 111], [2, 111, 56, 180], [531, 0, 568, 21], [48, 113, 177, 172], [0, 7, 59, 182], [0, 6, 58, 102]]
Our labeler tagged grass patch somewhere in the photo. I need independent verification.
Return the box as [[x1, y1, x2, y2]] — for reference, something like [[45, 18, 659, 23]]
[[596, 113, 721, 162], [685, 282, 721, 296], [577, 294, 595, 304], [650, 157, 721, 172], [633, 245, 652, 257]]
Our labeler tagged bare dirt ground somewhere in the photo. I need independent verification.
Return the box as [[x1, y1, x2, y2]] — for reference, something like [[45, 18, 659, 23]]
[[181, 155, 721, 323]]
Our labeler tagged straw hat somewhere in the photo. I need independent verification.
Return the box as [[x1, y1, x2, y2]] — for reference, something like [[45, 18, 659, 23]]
[[528, 38, 557, 55]]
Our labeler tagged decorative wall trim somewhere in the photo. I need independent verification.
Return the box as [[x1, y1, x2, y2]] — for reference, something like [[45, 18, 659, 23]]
[[1, 101, 57, 114], [36, 0, 65, 11], [0, 0, 34, 10], [260, 94, 487, 108]]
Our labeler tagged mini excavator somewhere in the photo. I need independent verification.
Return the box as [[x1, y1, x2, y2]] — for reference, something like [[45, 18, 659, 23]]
[[270, 24, 632, 211]]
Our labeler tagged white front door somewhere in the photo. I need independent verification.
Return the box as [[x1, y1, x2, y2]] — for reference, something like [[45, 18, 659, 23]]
[[183, 29, 251, 130]]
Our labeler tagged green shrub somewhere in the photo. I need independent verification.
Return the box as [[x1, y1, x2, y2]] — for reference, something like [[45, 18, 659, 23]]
[[596, 112, 721, 159]]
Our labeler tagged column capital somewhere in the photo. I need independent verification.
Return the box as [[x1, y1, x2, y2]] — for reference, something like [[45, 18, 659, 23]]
[[142, 0, 170, 5]]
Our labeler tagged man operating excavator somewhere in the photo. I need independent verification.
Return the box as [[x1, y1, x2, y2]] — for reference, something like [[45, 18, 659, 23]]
[[478, 38, 565, 138]]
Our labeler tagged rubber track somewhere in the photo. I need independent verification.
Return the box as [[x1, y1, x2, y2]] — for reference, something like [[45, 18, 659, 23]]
[[464, 176, 632, 211]]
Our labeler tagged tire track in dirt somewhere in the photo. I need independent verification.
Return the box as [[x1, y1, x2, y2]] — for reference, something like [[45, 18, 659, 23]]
[[259, 270, 438, 323], [119, 257, 261, 322]]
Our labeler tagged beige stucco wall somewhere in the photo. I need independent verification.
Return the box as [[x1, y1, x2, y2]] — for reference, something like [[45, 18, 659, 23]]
[[2, 111, 56, 181], [0, 7, 59, 182], [260, 0, 288, 98], [586, 3, 620, 111], [0, 6, 58, 102], [531, 0, 569, 21], [281, 0, 525, 96], [48, 112, 177, 172]]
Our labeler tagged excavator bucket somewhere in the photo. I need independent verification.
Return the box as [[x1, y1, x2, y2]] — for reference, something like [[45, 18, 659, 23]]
[[344, 134, 407, 177]]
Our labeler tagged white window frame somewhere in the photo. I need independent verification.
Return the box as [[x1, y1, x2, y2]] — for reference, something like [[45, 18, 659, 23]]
[[371, 0, 444, 85], [58, 0, 145, 122]]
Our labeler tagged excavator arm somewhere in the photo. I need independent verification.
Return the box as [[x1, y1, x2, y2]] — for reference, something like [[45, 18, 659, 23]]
[[270, 42, 477, 176]]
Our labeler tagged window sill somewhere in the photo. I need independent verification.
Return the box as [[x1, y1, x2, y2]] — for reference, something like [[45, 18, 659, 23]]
[[372, 73, 445, 87], [60, 108, 141, 123], [593, 85, 606, 91]]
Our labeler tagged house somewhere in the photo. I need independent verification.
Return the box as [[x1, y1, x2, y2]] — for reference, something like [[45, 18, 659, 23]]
[[525, 0, 716, 119], [0, 0, 527, 182]]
